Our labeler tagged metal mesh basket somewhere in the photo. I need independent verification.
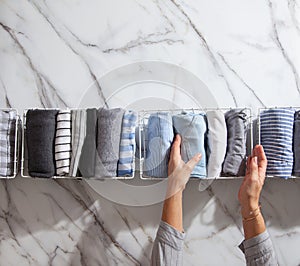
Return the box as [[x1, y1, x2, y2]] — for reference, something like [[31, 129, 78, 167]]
[[21, 108, 135, 179], [138, 108, 253, 180]]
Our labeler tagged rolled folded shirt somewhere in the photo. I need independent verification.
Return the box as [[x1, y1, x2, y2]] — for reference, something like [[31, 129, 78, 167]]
[[96, 108, 125, 177], [69, 109, 87, 177], [206, 110, 227, 178], [144, 112, 174, 178], [0, 110, 17, 177], [222, 109, 247, 176], [78, 108, 97, 177], [55, 110, 71, 176], [260, 108, 294, 178], [117, 110, 137, 177], [173, 112, 207, 178], [26, 109, 58, 178]]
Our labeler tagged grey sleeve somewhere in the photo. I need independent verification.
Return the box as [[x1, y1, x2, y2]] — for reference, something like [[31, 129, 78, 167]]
[[239, 230, 278, 266], [151, 221, 185, 266]]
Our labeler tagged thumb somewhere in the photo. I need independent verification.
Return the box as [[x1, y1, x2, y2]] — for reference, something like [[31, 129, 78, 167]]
[[185, 153, 202, 173]]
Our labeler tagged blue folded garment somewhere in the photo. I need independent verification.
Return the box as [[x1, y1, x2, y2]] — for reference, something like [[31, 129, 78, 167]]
[[117, 110, 137, 177], [144, 112, 173, 178], [172, 112, 207, 178], [260, 108, 295, 179]]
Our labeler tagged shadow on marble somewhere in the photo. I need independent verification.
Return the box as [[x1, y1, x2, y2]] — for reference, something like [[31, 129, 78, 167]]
[[1, 176, 300, 265]]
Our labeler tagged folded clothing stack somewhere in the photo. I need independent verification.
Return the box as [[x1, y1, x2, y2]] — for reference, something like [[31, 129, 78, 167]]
[[173, 112, 207, 178], [143, 109, 249, 178], [25, 108, 137, 178], [222, 109, 248, 177], [96, 108, 125, 177], [26, 109, 58, 178], [260, 108, 295, 179], [144, 112, 174, 178], [55, 110, 72, 176]]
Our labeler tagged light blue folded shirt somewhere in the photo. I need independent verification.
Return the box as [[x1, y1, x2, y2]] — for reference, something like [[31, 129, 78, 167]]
[[172, 112, 207, 178], [144, 112, 174, 178]]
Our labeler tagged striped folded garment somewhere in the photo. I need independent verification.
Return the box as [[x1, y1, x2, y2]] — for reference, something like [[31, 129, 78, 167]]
[[117, 111, 137, 177], [55, 110, 72, 176], [260, 108, 295, 178], [0, 110, 16, 177]]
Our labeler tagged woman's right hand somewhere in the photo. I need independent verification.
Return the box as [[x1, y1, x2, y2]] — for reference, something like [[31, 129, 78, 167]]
[[238, 145, 267, 218], [166, 134, 201, 198]]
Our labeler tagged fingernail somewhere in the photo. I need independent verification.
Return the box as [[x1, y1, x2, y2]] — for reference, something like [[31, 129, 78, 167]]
[[253, 156, 257, 164], [197, 153, 202, 160]]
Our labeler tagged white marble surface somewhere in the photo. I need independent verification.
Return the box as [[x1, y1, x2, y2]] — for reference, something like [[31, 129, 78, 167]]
[[1, 0, 300, 265]]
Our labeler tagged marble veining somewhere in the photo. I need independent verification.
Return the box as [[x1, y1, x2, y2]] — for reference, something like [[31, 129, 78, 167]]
[[1, 0, 300, 265]]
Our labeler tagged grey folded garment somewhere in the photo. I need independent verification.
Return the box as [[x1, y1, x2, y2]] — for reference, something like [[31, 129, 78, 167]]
[[26, 109, 58, 178], [222, 109, 247, 176], [0, 110, 17, 177], [55, 110, 71, 176], [78, 108, 97, 177], [96, 108, 125, 177], [69, 110, 87, 177], [293, 111, 300, 176]]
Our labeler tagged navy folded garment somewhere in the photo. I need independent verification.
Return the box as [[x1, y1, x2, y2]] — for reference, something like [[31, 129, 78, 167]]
[[26, 109, 58, 178]]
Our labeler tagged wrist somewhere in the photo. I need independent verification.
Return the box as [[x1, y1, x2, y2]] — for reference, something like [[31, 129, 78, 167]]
[[240, 202, 260, 218]]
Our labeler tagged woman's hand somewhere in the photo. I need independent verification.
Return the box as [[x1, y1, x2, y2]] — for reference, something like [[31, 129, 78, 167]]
[[238, 145, 267, 218], [166, 134, 202, 198]]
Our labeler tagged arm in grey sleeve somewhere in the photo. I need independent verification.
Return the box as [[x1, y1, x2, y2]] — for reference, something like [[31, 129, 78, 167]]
[[151, 221, 185, 266], [239, 230, 278, 266]]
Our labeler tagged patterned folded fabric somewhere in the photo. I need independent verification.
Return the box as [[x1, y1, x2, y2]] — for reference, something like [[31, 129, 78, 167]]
[[26, 109, 58, 178], [0, 110, 16, 177], [260, 108, 295, 178], [117, 110, 137, 177], [55, 110, 71, 176]]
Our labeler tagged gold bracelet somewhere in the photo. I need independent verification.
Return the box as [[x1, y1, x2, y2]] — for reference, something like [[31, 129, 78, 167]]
[[242, 205, 261, 222]]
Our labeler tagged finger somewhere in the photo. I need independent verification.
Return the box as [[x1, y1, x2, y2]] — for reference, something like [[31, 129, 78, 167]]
[[256, 145, 267, 168], [255, 145, 267, 181], [170, 134, 181, 159], [185, 153, 202, 173], [249, 156, 259, 179], [245, 156, 251, 176]]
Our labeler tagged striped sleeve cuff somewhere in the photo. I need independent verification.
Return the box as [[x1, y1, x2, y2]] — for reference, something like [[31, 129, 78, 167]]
[[239, 230, 274, 257], [156, 221, 185, 251]]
